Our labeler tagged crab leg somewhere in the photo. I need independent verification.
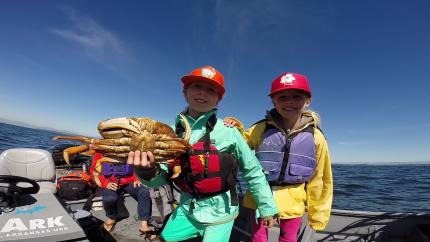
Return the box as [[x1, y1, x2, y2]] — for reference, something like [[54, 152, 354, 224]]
[[98, 157, 124, 164], [94, 137, 132, 145], [171, 165, 182, 178], [154, 141, 189, 151], [81, 150, 96, 156], [62, 145, 90, 166], [91, 144, 131, 153], [53, 136, 100, 166], [53, 136, 99, 144], [157, 139, 192, 149], [179, 113, 191, 142], [154, 157, 182, 178], [154, 149, 187, 157]]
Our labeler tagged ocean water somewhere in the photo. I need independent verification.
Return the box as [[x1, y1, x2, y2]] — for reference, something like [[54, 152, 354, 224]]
[[0, 122, 429, 213]]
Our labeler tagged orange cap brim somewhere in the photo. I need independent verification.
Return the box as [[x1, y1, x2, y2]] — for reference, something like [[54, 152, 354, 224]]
[[181, 75, 225, 98]]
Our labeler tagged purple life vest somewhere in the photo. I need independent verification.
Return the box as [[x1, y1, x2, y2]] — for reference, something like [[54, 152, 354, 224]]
[[101, 163, 134, 177], [256, 125, 316, 185]]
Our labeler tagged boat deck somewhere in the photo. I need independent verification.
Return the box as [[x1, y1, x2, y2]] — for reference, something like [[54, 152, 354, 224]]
[[64, 193, 430, 242], [57, 170, 430, 242]]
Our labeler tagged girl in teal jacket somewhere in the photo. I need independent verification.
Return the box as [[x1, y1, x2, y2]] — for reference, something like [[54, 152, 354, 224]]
[[128, 66, 278, 242]]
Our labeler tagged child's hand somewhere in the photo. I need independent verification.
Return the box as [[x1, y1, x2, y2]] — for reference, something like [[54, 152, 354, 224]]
[[223, 117, 240, 127], [223, 117, 245, 134], [106, 182, 118, 191], [133, 180, 142, 188], [127, 151, 155, 169], [261, 216, 276, 228]]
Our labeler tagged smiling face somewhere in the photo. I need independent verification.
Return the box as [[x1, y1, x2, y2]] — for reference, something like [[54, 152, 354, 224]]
[[184, 81, 220, 118], [271, 89, 311, 125]]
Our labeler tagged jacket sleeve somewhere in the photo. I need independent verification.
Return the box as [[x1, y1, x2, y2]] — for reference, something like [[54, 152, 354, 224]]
[[306, 129, 333, 230], [243, 122, 266, 150], [232, 128, 279, 218], [99, 176, 110, 189]]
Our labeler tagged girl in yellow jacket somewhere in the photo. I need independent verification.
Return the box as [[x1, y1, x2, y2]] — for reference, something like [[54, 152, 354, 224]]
[[225, 72, 333, 242]]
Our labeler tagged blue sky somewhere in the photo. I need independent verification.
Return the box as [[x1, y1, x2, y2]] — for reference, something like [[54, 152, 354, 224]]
[[1, 0, 430, 163]]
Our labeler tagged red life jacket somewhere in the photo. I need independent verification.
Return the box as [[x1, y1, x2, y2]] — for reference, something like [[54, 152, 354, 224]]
[[173, 114, 238, 202]]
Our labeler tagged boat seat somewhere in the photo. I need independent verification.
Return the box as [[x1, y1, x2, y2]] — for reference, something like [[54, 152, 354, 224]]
[[0, 148, 56, 194]]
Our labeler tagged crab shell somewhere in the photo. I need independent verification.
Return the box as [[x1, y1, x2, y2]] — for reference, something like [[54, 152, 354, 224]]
[[53, 115, 191, 167], [98, 117, 177, 139]]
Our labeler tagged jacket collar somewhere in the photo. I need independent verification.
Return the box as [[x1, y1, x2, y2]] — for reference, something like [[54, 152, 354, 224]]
[[265, 109, 320, 135], [175, 108, 217, 128]]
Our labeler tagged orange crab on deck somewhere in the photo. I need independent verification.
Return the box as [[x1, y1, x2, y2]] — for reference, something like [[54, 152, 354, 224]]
[[53, 114, 191, 178]]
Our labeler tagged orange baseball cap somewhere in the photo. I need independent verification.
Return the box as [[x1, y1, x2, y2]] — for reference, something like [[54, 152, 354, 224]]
[[181, 66, 225, 99]]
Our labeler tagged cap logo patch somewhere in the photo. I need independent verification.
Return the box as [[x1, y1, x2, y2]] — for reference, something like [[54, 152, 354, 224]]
[[201, 68, 216, 79], [280, 73, 295, 85]]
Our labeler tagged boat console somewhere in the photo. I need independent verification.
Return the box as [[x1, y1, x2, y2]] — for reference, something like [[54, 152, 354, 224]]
[[0, 149, 88, 242], [0, 181, 87, 241]]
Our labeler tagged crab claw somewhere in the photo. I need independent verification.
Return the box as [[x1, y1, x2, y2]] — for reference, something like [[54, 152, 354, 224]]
[[167, 158, 183, 179], [53, 136, 100, 166], [170, 165, 182, 179], [97, 117, 141, 139], [62, 145, 90, 166], [81, 150, 96, 157], [179, 113, 191, 143]]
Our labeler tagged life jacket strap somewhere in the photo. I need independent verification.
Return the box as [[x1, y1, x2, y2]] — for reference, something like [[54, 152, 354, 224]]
[[174, 114, 239, 205]]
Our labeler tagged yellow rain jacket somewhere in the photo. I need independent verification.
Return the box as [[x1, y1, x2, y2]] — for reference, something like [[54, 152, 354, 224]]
[[239, 110, 333, 230]]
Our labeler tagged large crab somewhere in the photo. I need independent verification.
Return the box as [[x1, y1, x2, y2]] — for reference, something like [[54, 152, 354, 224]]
[[53, 115, 191, 176]]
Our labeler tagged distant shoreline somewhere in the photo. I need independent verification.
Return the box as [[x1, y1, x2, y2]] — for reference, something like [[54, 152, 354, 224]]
[[0, 120, 80, 136]]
